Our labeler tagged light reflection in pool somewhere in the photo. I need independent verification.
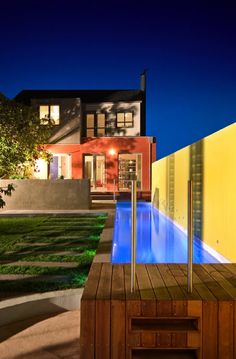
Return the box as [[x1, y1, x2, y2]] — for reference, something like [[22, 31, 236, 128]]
[[112, 202, 219, 264]]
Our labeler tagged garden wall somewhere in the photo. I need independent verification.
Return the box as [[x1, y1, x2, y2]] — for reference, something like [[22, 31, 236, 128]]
[[0, 179, 91, 210], [152, 122, 236, 262]]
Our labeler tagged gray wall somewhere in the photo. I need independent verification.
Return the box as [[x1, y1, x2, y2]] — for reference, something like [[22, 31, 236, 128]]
[[0, 179, 91, 210]]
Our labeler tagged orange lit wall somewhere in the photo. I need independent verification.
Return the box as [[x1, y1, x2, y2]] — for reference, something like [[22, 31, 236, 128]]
[[46, 137, 154, 191]]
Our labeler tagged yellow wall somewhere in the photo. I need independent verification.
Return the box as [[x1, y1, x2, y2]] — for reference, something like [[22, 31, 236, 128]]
[[173, 147, 189, 229], [152, 122, 236, 262], [203, 123, 236, 261], [152, 157, 167, 213]]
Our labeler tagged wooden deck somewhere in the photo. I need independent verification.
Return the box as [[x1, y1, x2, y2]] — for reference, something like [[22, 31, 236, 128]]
[[81, 263, 236, 359]]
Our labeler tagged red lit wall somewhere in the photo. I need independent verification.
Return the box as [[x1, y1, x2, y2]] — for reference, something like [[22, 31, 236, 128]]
[[46, 137, 155, 191]]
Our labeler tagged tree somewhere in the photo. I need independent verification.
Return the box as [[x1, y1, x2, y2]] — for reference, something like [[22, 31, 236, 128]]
[[0, 184, 14, 208], [0, 94, 53, 178]]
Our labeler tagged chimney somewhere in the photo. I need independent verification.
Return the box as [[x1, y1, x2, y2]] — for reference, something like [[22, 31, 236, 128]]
[[140, 70, 147, 91]]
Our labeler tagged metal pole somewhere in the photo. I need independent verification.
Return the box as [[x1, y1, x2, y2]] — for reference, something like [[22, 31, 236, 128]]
[[187, 180, 193, 293], [113, 178, 116, 202], [131, 179, 137, 293]]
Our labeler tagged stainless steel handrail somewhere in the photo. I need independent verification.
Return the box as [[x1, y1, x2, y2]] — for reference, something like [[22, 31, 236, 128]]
[[131, 179, 137, 293], [187, 179, 193, 293]]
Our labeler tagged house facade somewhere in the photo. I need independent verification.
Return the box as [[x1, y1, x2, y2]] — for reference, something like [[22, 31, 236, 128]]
[[15, 75, 156, 194]]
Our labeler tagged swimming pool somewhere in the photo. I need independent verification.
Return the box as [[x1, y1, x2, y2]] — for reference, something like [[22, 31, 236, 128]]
[[112, 202, 220, 264]]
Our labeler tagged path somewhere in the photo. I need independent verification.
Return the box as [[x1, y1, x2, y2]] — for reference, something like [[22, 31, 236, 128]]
[[0, 310, 80, 359]]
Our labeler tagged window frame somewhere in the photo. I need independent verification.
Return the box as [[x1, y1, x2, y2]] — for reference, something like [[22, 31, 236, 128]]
[[116, 111, 134, 128], [118, 152, 142, 191], [39, 104, 60, 125], [85, 112, 106, 137]]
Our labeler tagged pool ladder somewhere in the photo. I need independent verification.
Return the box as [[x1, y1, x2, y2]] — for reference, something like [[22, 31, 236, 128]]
[[130, 179, 193, 294]]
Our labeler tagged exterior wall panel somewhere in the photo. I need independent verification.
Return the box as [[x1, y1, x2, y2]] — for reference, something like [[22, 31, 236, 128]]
[[152, 122, 236, 262], [31, 98, 81, 144], [46, 137, 153, 191]]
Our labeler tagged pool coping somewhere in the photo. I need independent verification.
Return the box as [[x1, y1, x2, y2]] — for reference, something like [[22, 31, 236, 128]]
[[93, 208, 115, 263]]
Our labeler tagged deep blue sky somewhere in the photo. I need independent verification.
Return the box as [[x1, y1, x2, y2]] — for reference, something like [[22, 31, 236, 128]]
[[1, 0, 236, 158]]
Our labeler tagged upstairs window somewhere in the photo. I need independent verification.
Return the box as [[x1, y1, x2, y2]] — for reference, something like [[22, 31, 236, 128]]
[[86, 114, 95, 136], [86, 113, 105, 137], [40, 105, 60, 125], [117, 112, 133, 128]]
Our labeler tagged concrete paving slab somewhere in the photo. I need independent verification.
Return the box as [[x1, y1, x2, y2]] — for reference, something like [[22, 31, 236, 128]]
[[1, 261, 79, 268]]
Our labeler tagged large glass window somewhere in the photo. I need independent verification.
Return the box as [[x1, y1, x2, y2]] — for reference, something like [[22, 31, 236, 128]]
[[86, 113, 105, 137], [117, 112, 133, 128], [40, 105, 60, 125], [118, 154, 142, 190], [49, 154, 71, 179]]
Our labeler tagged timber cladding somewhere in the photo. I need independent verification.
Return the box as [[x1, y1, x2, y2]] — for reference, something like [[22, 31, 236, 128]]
[[80, 263, 236, 359]]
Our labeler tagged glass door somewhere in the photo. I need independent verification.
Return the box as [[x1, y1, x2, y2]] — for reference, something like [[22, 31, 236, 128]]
[[84, 154, 106, 190], [49, 154, 71, 179]]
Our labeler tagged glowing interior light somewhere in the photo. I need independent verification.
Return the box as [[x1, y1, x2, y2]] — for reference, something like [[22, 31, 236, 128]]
[[109, 148, 116, 156]]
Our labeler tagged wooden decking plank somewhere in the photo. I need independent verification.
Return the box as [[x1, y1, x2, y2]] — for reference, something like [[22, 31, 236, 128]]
[[136, 265, 156, 347], [218, 301, 234, 358], [136, 264, 156, 300], [179, 264, 216, 300], [194, 264, 232, 300], [187, 301, 202, 353], [111, 264, 125, 300], [202, 301, 218, 359], [96, 263, 113, 300], [82, 263, 102, 300], [111, 265, 126, 359], [96, 299, 111, 359], [219, 264, 236, 290], [146, 264, 171, 300], [202, 264, 236, 300], [222, 263, 236, 277], [111, 300, 126, 359], [124, 264, 140, 300], [168, 264, 201, 300], [80, 299, 96, 359], [95, 263, 112, 359], [211, 263, 236, 299], [157, 264, 185, 300], [234, 302, 236, 359]]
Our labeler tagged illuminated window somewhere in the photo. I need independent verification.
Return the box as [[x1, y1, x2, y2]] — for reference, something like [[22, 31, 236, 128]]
[[117, 112, 133, 128], [118, 153, 142, 190], [97, 113, 105, 136], [86, 113, 105, 137], [39, 105, 60, 125]]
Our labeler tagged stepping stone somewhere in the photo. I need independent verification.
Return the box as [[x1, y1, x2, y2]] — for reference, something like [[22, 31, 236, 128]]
[[15, 242, 49, 246], [0, 274, 69, 281], [2, 261, 79, 268]]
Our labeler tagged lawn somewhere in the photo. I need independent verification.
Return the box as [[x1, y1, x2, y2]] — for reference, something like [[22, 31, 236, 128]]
[[0, 215, 106, 298]]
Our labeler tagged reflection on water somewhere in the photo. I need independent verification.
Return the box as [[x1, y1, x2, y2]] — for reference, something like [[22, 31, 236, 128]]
[[112, 202, 219, 264]]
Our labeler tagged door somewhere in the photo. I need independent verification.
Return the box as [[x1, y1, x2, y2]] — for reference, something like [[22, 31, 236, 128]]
[[84, 154, 106, 190], [49, 154, 71, 179]]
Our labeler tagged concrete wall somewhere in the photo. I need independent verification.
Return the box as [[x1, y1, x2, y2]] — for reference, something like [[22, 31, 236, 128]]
[[0, 179, 91, 210], [152, 122, 236, 262], [203, 124, 236, 261]]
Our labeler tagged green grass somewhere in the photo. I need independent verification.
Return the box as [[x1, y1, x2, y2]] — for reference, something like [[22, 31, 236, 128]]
[[0, 215, 106, 295]]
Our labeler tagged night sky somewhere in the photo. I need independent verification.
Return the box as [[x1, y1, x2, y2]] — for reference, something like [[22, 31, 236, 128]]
[[1, 0, 236, 159]]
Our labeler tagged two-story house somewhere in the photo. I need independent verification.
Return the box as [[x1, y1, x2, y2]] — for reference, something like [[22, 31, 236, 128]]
[[15, 75, 156, 196]]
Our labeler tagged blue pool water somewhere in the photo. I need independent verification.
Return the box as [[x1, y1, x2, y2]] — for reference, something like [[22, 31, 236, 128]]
[[112, 202, 220, 264]]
